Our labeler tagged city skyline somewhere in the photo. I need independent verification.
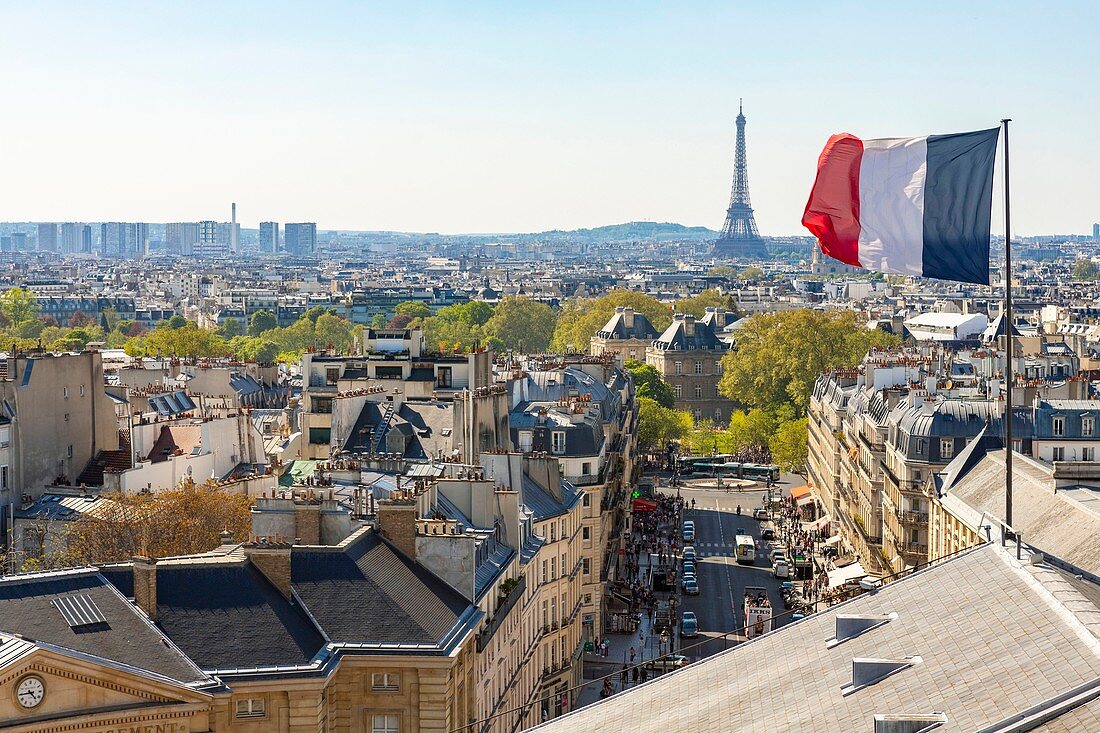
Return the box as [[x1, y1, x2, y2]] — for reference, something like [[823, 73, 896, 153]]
[[1, 2, 1097, 236]]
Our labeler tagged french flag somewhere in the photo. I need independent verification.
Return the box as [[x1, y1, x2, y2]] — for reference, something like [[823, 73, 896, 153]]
[[802, 128, 1000, 285]]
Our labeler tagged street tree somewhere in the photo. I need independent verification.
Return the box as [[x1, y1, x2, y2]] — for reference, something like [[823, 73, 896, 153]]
[[624, 359, 675, 409], [770, 417, 808, 472], [718, 309, 900, 416], [637, 397, 692, 452], [482, 296, 555, 353]]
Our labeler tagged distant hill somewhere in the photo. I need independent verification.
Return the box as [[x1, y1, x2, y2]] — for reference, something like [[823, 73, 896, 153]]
[[538, 221, 718, 241]]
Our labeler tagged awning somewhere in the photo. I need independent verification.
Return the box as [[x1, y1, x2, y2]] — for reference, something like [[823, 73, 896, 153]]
[[632, 498, 658, 512], [827, 561, 868, 589], [824, 535, 842, 546], [795, 494, 815, 507], [801, 514, 831, 531], [790, 485, 812, 500]]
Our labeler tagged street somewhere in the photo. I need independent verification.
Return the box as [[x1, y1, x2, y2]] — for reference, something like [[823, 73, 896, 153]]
[[660, 472, 801, 661]]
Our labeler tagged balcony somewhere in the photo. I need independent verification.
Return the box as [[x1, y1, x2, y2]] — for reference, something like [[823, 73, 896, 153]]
[[476, 576, 526, 652], [900, 510, 929, 525], [904, 541, 928, 556]]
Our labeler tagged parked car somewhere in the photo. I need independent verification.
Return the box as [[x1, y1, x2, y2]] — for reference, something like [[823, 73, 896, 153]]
[[773, 559, 791, 579], [645, 654, 689, 674], [682, 520, 695, 532], [680, 611, 698, 637], [761, 528, 776, 541], [682, 561, 696, 577], [769, 548, 786, 564], [683, 527, 695, 544], [683, 578, 700, 595], [682, 547, 697, 563]]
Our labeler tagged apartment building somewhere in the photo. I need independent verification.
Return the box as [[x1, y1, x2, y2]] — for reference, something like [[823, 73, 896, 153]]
[[589, 306, 659, 366]]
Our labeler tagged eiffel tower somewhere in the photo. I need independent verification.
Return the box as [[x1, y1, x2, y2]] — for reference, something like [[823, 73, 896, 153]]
[[713, 101, 769, 258]]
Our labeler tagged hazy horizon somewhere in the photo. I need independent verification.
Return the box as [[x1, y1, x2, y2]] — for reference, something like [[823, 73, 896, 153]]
[[2, 2, 1097, 237]]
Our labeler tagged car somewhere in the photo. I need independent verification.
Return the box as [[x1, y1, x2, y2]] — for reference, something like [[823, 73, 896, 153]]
[[682, 520, 695, 532], [773, 559, 790, 579], [681, 572, 697, 586], [683, 578, 700, 595], [644, 654, 689, 674], [682, 560, 696, 577], [752, 508, 769, 521], [769, 548, 786, 564], [680, 611, 698, 637], [761, 528, 776, 541], [682, 547, 697, 563], [682, 528, 695, 544]]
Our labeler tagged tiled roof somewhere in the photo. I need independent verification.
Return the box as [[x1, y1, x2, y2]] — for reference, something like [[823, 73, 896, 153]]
[[150, 562, 325, 671], [531, 544, 1100, 733], [0, 571, 207, 684], [292, 531, 472, 646]]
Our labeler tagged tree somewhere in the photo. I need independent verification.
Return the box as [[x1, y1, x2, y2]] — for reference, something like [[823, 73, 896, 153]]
[[166, 314, 188, 329], [315, 312, 355, 352], [482, 297, 555, 353], [248, 309, 278, 336], [394, 300, 432, 319], [369, 313, 387, 329], [387, 313, 415, 329], [1072, 259, 1099, 280], [131, 323, 227, 358], [738, 267, 764, 280], [637, 397, 692, 452], [0, 287, 39, 325], [216, 317, 243, 339], [550, 291, 671, 353], [65, 479, 252, 564], [101, 306, 119, 332], [624, 359, 675, 409], [718, 309, 900, 416], [707, 265, 735, 277], [770, 417, 808, 472], [68, 310, 95, 328], [675, 289, 740, 319], [726, 408, 775, 452]]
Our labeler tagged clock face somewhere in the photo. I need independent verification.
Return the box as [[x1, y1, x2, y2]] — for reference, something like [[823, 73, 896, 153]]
[[16, 676, 45, 708]]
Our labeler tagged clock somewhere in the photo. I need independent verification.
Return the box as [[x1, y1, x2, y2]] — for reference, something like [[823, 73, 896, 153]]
[[16, 675, 45, 709]]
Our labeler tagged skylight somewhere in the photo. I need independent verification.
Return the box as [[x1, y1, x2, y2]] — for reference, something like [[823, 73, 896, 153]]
[[53, 594, 108, 629]]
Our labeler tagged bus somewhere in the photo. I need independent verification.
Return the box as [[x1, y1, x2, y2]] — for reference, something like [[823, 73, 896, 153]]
[[741, 463, 781, 482], [677, 455, 734, 475], [681, 460, 781, 483], [734, 534, 756, 564]]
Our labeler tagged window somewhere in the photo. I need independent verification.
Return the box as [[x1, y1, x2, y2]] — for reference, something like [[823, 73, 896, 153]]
[[312, 397, 333, 414], [581, 462, 591, 475], [582, 558, 591, 575], [561, 554, 567, 575], [674, 385, 682, 399], [694, 385, 702, 399], [909, 528, 919, 544], [582, 493, 590, 508], [309, 427, 331, 444], [437, 366, 452, 388], [375, 365, 402, 380], [371, 673, 400, 691], [63, 386, 69, 398], [64, 413, 70, 422], [518, 431, 533, 452], [551, 431, 566, 455], [0, 465, 7, 490], [1053, 446, 1065, 462], [716, 361, 723, 375], [66, 445, 73, 458], [694, 361, 702, 375], [1083, 447, 1094, 461], [235, 698, 266, 719], [714, 408, 722, 422], [0, 426, 8, 448], [372, 715, 399, 733], [325, 367, 340, 385], [940, 439, 954, 460], [1052, 416, 1065, 437], [541, 560, 547, 583], [584, 593, 592, 604], [915, 438, 927, 454], [582, 526, 590, 540], [80, 384, 85, 397], [1083, 416, 1095, 437], [674, 361, 682, 375]]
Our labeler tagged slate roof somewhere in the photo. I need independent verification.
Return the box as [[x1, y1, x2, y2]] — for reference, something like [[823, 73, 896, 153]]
[[531, 544, 1100, 733], [292, 531, 473, 646], [594, 309, 659, 341], [940, 450, 1100, 578], [149, 562, 326, 671], [651, 315, 726, 352], [0, 570, 207, 684]]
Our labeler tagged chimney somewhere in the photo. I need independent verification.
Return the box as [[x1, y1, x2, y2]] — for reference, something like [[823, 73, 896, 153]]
[[295, 504, 321, 545], [132, 556, 158, 620], [244, 541, 293, 599], [684, 315, 696, 337], [621, 307, 635, 330], [219, 530, 235, 545], [377, 499, 418, 559]]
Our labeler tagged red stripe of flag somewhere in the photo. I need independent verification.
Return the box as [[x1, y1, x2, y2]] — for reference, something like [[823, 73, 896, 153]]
[[802, 133, 864, 267]]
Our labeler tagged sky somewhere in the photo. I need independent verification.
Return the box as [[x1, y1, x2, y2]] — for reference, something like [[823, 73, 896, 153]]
[[0, 1, 1097, 236]]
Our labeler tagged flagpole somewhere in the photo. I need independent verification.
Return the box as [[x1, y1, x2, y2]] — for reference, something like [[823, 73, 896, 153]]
[[1001, 118, 1013, 529]]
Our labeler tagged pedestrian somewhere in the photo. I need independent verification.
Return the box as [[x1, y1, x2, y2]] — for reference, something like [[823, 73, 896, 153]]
[[620, 666, 628, 687], [631, 667, 639, 684], [629, 646, 636, 662]]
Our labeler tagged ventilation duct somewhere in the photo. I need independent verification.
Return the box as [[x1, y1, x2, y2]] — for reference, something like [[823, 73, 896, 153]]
[[842, 656, 922, 695], [827, 613, 898, 648], [873, 713, 947, 733]]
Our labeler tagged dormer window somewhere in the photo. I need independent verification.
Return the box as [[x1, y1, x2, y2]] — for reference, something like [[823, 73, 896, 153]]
[[1083, 415, 1095, 437], [551, 431, 566, 455], [940, 439, 954, 460], [1052, 415, 1065, 437]]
